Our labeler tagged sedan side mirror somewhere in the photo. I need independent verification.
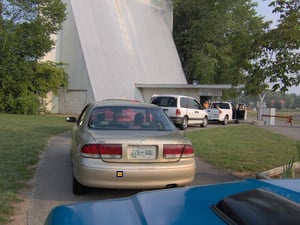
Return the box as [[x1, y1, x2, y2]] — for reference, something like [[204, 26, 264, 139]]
[[66, 117, 77, 123]]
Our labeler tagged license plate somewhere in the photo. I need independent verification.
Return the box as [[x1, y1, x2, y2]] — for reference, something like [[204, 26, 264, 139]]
[[128, 146, 157, 159]]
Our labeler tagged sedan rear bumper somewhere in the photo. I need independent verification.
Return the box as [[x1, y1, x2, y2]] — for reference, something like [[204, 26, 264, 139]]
[[73, 158, 196, 189]]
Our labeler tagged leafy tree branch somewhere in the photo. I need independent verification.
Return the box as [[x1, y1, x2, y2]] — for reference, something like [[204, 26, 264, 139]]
[[0, 0, 67, 114]]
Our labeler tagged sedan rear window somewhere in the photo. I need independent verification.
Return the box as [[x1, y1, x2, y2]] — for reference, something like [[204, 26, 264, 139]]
[[89, 106, 175, 131]]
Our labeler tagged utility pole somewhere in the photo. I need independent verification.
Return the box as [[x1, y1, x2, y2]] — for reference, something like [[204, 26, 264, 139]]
[[0, 0, 3, 22], [257, 90, 268, 121], [0, 0, 2, 14]]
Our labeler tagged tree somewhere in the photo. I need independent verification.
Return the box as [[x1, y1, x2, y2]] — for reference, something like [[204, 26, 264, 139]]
[[294, 94, 300, 109], [173, 0, 267, 88], [253, 0, 300, 93], [173, 0, 299, 97], [0, 0, 67, 114]]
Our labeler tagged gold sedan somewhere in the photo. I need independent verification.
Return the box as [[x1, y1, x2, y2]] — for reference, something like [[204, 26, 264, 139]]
[[67, 100, 196, 194]]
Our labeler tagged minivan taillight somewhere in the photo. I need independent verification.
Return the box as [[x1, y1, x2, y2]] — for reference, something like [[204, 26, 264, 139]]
[[163, 144, 194, 159], [81, 144, 122, 159], [176, 108, 181, 116]]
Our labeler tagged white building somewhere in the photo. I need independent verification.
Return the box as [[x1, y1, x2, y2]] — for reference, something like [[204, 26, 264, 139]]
[[45, 0, 234, 114]]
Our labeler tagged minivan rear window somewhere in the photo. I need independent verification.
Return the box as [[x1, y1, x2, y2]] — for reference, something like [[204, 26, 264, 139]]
[[151, 97, 177, 107]]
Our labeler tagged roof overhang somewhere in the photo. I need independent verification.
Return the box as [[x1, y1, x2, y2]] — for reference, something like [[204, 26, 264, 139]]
[[135, 83, 244, 89], [135, 83, 245, 102]]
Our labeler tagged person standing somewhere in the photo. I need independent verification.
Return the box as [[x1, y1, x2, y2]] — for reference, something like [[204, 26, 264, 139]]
[[203, 100, 209, 109]]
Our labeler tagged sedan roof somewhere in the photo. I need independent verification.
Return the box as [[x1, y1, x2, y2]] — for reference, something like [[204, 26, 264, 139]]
[[93, 99, 159, 108]]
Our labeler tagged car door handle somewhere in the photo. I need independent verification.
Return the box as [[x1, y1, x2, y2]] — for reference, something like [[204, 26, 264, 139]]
[[195, 111, 199, 113]]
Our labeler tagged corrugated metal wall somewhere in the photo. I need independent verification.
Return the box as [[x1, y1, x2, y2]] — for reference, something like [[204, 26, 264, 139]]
[[58, 0, 187, 113], [57, 0, 95, 113]]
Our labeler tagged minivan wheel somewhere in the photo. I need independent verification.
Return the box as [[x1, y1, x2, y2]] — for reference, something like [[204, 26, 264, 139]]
[[73, 176, 86, 195], [201, 117, 208, 127], [180, 116, 188, 130]]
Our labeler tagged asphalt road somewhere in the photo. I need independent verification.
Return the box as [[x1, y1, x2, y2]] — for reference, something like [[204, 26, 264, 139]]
[[11, 118, 300, 225]]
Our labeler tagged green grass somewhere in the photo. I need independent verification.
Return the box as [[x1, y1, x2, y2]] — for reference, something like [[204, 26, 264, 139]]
[[0, 114, 72, 224], [186, 125, 299, 176]]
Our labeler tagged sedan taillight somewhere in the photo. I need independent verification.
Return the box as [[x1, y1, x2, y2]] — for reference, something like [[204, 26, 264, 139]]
[[163, 144, 194, 159], [81, 144, 122, 159]]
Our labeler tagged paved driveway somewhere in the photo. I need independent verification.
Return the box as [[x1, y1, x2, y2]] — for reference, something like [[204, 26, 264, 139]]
[[258, 124, 300, 141]]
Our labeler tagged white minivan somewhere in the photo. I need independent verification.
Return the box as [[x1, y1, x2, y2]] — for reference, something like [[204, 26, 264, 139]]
[[150, 95, 208, 130]]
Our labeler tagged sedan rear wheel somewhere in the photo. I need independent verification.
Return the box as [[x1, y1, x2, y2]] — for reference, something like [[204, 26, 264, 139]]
[[73, 176, 86, 195]]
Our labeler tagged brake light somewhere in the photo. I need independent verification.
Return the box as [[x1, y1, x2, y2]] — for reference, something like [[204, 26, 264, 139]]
[[219, 109, 223, 114], [176, 108, 181, 116], [163, 144, 194, 159], [81, 144, 122, 159]]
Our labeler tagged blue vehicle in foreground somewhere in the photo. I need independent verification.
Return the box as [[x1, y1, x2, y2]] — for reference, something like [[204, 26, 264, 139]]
[[45, 178, 300, 225]]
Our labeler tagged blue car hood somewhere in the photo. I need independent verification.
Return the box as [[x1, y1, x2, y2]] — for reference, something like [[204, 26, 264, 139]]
[[45, 179, 300, 225]]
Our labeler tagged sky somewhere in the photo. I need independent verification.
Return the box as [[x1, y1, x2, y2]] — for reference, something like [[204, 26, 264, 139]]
[[254, 0, 300, 95], [254, 0, 279, 26]]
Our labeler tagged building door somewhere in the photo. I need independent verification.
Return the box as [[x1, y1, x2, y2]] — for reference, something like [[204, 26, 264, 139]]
[[65, 90, 87, 114]]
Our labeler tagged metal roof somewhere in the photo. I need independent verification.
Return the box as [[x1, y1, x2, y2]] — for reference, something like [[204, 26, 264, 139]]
[[68, 0, 187, 101], [135, 83, 236, 89]]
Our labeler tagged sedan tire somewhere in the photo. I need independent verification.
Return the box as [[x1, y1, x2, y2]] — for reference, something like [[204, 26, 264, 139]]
[[73, 176, 86, 195]]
